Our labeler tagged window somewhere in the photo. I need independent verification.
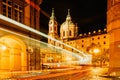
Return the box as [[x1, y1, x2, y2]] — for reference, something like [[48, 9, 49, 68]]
[[49, 26, 52, 31], [92, 38, 94, 40], [104, 41, 106, 44], [54, 26, 56, 31], [2, 0, 23, 22], [69, 30, 72, 36], [14, 3, 23, 22], [82, 40, 84, 42], [104, 36, 106, 38], [82, 45, 84, 48], [98, 37, 100, 39], [2, 0, 12, 18]]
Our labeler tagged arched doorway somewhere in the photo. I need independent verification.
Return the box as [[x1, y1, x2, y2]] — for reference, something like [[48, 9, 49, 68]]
[[0, 35, 27, 71]]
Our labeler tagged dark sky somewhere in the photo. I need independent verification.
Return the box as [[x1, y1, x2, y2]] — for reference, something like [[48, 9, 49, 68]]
[[40, 0, 107, 34]]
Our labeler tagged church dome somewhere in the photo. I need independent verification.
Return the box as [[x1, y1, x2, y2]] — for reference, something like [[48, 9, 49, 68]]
[[61, 20, 75, 30], [60, 9, 75, 30], [60, 9, 78, 41]]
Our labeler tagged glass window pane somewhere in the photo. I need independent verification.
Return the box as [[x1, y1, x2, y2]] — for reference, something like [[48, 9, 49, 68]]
[[15, 4, 18, 8], [8, 0, 12, 5]]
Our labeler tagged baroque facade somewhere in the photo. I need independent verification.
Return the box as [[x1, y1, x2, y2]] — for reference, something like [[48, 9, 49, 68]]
[[48, 8, 109, 66]]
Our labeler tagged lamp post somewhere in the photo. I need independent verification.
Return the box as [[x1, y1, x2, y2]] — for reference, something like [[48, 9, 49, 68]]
[[89, 46, 101, 66]]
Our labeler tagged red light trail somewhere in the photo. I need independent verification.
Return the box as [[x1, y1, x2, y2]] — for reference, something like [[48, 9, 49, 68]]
[[25, 0, 41, 11]]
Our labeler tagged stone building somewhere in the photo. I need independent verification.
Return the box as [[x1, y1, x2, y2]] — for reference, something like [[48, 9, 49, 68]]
[[48, 8, 109, 66], [107, 0, 120, 74], [0, 0, 41, 75]]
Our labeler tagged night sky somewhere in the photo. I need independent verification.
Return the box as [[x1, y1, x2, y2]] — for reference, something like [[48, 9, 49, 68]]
[[40, 0, 107, 34]]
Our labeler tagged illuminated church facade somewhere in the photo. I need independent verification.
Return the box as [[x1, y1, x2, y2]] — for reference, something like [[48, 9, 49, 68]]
[[48, 8, 110, 65], [0, 0, 120, 78]]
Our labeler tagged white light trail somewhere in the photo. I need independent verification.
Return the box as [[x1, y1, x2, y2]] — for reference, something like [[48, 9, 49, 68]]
[[0, 14, 87, 57], [0, 27, 83, 61]]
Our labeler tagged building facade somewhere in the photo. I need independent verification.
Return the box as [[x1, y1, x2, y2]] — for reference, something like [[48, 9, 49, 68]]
[[48, 9, 109, 66], [107, 0, 120, 74], [0, 0, 41, 75]]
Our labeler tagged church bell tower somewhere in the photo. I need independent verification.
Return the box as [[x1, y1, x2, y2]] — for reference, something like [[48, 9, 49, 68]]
[[48, 8, 59, 45]]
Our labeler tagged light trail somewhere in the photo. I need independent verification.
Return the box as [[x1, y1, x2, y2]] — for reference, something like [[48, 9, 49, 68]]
[[25, 0, 40, 11], [25, 0, 50, 18], [0, 14, 88, 57], [0, 28, 84, 63]]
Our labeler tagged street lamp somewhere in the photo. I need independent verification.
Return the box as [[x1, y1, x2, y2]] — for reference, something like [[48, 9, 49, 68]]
[[1, 45, 7, 50], [88, 47, 101, 66], [93, 48, 100, 55]]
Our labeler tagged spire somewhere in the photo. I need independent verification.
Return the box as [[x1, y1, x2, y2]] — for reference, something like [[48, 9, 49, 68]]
[[50, 8, 56, 19], [66, 9, 71, 21], [67, 9, 70, 17]]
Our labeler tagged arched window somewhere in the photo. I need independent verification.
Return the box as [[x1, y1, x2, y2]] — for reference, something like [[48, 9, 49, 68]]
[[69, 30, 72, 36], [54, 26, 56, 31]]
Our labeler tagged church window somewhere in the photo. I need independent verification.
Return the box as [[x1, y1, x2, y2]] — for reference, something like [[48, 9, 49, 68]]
[[2, 0, 23, 22], [54, 26, 56, 31], [49, 21, 52, 24], [69, 30, 72, 36], [49, 26, 52, 31]]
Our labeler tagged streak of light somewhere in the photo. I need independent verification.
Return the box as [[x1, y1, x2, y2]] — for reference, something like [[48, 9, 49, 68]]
[[25, 0, 40, 11], [25, 0, 50, 18], [0, 27, 84, 62], [41, 9, 50, 18], [0, 14, 88, 57]]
